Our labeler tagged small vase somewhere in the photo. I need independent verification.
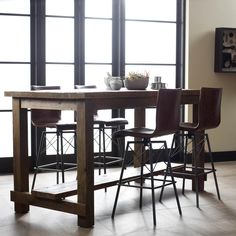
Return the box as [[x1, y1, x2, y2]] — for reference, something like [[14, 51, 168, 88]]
[[104, 76, 112, 89], [109, 78, 122, 90]]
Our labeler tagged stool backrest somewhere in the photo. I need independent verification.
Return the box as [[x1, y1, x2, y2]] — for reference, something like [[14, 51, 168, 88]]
[[31, 85, 61, 127], [154, 88, 182, 135], [197, 87, 222, 131]]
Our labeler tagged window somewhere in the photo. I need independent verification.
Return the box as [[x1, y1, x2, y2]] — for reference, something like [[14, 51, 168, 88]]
[[85, 0, 112, 88], [124, 0, 178, 146], [0, 0, 30, 158], [0, 0, 185, 171], [45, 1, 75, 154], [45, 1, 74, 89]]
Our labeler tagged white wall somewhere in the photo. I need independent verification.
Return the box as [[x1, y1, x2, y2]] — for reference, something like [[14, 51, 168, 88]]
[[188, 0, 236, 152]]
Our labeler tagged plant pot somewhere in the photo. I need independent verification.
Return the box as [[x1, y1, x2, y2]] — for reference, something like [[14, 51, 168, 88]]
[[124, 77, 149, 90]]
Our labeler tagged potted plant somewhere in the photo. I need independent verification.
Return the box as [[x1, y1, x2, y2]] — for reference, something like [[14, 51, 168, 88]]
[[124, 71, 149, 90]]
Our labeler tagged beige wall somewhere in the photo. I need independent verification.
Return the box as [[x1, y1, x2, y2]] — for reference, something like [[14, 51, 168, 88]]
[[187, 0, 236, 152]]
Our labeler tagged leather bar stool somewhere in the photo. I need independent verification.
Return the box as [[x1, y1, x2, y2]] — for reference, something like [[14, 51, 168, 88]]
[[171, 87, 222, 208], [111, 88, 182, 226], [31, 85, 77, 190], [93, 117, 128, 175], [75, 85, 128, 175]]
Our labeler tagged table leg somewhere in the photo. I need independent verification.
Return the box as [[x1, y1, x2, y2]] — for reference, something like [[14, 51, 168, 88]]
[[76, 102, 94, 227], [12, 99, 29, 213]]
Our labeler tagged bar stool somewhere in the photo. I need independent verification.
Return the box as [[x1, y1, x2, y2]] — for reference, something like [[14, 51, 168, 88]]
[[75, 85, 128, 175], [31, 85, 77, 190], [93, 117, 128, 175], [111, 88, 182, 226], [172, 87, 222, 208]]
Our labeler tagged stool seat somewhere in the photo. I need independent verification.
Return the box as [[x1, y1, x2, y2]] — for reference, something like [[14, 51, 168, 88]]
[[56, 122, 77, 131], [94, 117, 128, 126], [179, 122, 198, 131], [113, 127, 175, 139]]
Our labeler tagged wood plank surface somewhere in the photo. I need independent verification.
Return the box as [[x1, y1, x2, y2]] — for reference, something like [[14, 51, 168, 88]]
[[5, 89, 199, 101], [32, 163, 182, 200]]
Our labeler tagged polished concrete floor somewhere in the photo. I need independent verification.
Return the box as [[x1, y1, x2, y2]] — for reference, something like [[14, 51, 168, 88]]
[[1, 161, 236, 236]]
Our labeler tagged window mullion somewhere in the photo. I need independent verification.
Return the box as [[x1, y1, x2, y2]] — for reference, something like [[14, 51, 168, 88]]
[[31, 0, 45, 86], [74, 0, 85, 85], [112, 0, 120, 77], [176, 0, 185, 89]]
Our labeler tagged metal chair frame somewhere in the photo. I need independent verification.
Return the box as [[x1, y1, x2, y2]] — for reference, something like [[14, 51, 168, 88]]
[[93, 122, 127, 175], [31, 85, 76, 190], [171, 87, 222, 207], [111, 88, 183, 226]]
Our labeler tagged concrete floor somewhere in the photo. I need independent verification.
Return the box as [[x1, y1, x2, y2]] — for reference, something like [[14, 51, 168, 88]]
[[0, 161, 236, 236]]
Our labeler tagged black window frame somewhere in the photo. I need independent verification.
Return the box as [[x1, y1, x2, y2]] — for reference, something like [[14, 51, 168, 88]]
[[0, 0, 186, 172]]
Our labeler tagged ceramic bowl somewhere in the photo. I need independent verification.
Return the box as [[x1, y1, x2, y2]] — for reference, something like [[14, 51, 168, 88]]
[[124, 77, 149, 90]]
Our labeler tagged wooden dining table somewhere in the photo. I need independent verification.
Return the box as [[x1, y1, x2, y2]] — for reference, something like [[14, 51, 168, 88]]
[[5, 88, 201, 228]]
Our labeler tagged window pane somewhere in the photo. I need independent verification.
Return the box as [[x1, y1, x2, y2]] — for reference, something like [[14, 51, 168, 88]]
[[0, 16, 30, 62], [125, 64, 176, 148], [0, 112, 31, 158], [85, 19, 112, 63], [125, 0, 176, 21], [0, 64, 30, 110], [46, 64, 75, 144], [85, 64, 112, 152], [126, 22, 176, 64], [85, 64, 111, 88], [46, 17, 74, 62], [46, 64, 74, 89], [0, 0, 30, 14], [85, 0, 112, 18], [0, 112, 13, 157], [46, 0, 74, 16]]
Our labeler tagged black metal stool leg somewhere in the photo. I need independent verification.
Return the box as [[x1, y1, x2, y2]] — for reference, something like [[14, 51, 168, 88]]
[[31, 132, 44, 190], [112, 142, 129, 219], [193, 135, 199, 208], [168, 161, 182, 215], [59, 130, 65, 183], [56, 131, 61, 184], [98, 125, 102, 175], [160, 140, 182, 215], [148, 142, 156, 226], [182, 134, 188, 195], [159, 135, 176, 201], [205, 134, 221, 200], [139, 144, 145, 209], [165, 140, 182, 215], [159, 168, 167, 202], [31, 131, 45, 190], [102, 125, 107, 175]]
